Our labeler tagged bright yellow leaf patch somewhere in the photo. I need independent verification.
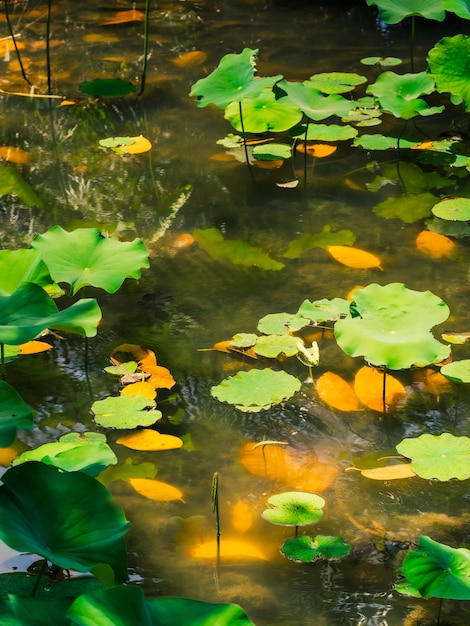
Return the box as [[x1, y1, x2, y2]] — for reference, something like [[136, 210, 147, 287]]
[[117, 429, 183, 451], [128, 478, 184, 502], [416, 230, 455, 259], [354, 366, 406, 412], [327, 246, 382, 270], [192, 539, 267, 561], [316, 371, 362, 411]]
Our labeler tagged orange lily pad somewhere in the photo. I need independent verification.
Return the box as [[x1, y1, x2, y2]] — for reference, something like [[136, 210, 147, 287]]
[[120, 381, 156, 400], [416, 230, 455, 259], [348, 463, 416, 480], [171, 51, 207, 68]]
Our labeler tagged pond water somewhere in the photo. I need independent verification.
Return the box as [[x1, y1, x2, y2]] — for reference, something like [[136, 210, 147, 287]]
[[0, 1, 470, 624]]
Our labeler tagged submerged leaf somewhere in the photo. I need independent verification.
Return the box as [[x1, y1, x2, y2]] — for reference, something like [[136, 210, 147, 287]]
[[79, 78, 136, 97], [327, 245, 382, 269], [128, 478, 184, 502], [316, 371, 362, 411], [192, 539, 267, 561], [354, 366, 406, 412]]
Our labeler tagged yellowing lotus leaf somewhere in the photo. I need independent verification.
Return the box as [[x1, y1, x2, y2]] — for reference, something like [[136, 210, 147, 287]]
[[116, 429, 183, 451], [416, 230, 455, 259], [120, 381, 156, 400], [316, 371, 362, 411], [327, 245, 382, 269], [354, 366, 406, 412], [19, 341, 52, 355], [128, 478, 184, 502]]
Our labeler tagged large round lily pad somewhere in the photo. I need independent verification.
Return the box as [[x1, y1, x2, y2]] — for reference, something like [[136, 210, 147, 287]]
[[396, 433, 470, 480], [211, 368, 301, 412], [281, 535, 351, 562], [261, 491, 325, 526], [431, 198, 470, 221], [334, 283, 450, 370], [428, 35, 470, 111]]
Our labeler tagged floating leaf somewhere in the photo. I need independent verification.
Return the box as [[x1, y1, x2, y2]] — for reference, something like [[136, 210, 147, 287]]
[[143, 365, 176, 390], [100, 136, 152, 155], [297, 143, 337, 158], [431, 197, 470, 221], [284, 225, 355, 259], [79, 78, 137, 97], [334, 283, 451, 370], [327, 245, 382, 269], [0, 249, 57, 295], [262, 491, 325, 527], [281, 535, 351, 562], [275, 80, 354, 120], [191, 539, 267, 561], [361, 56, 402, 66], [116, 429, 183, 451], [428, 35, 470, 111], [416, 230, 455, 258], [32, 226, 149, 295], [297, 297, 351, 323], [354, 366, 406, 411], [98, 457, 158, 484], [348, 462, 416, 480], [306, 72, 367, 94], [128, 478, 184, 502], [0, 462, 129, 582], [441, 331, 470, 345], [91, 395, 161, 429], [373, 193, 437, 223], [252, 143, 292, 160], [120, 381, 156, 400], [19, 340, 52, 355], [367, 72, 442, 119], [13, 432, 117, 476], [0, 165, 43, 207], [399, 535, 470, 600], [105, 361, 138, 376], [396, 433, 470, 480], [211, 368, 301, 412], [231, 332, 259, 347], [354, 134, 421, 150], [225, 88, 302, 133], [194, 227, 284, 271], [291, 123, 358, 141], [316, 371, 362, 411], [253, 334, 301, 359], [440, 359, 470, 382]]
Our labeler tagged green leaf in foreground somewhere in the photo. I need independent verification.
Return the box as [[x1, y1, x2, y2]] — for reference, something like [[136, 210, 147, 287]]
[[399, 535, 470, 600], [396, 433, 470, 480], [91, 395, 161, 429], [281, 535, 351, 562], [0, 592, 71, 626], [194, 228, 284, 271], [0, 381, 33, 447], [428, 35, 470, 112], [0, 462, 129, 582], [211, 368, 301, 412]]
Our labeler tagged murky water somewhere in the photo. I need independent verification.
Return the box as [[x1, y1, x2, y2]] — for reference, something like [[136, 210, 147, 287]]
[[0, 1, 469, 624]]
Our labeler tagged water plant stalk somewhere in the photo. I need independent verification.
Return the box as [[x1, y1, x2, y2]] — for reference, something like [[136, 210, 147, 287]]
[[211, 471, 221, 574], [46, 0, 53, 94], [238, 102, 253, 177], [3, 1, 31, 87], [31, 559, 48, 597], [138, 0, 151, 97]]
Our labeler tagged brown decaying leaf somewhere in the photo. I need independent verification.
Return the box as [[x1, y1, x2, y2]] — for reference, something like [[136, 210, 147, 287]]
[[252, 159, 284, 169], [296, 143, 337, 158], [171, 50, 207, 68], [116, 429, 183, 451], [128, 478, 184, 502], [111, 344, 175, 390], [0, 146, 30, 165], [316, 371, 362, 411], [209, 341, 258, 360], [354, 366, 406, 412], [240, 441, 338, 492], [327, 246, 383, 270], [416, 230, 455, 259]]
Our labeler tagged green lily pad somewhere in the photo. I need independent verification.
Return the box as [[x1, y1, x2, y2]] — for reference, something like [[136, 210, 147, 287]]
[[353, 134, 421, 150], [0, 249, 58, 295], [104, 361, 138, 376], [0, 592, 71, 625], [13, 432, 117, 477], [98, 458, 158, 485], [211, 368, 301, 412], [366, 0, 446, 24], [91, 395, 161, 429], [230, 333, 258, 348], [361, 56, 402, 66], [367, 72, 443, 119], [396, 433, 470, 480], [79, 78, 137, 98], [257, 313, 309, 335], [440, 359, 470, 382], [189, 48, 282, 109], [291, 123, 357, 141], [275, 80, 354, 120], [281, 535, 351, 562], [0, 282, 102, 345], [225, 88, 302, 133], [297, 297, 351, 323], [334, 283, 450, 369], [68, 585, 256, 626], [284, 225, 356, 259], [31, 226, 149, 296], [0, 462, 129, 582], [253, 334, 301, 359], [306, 72, 367, 94], [261, 491, 325, 526], [444, 0, 470, 19], [252, 143, 292, 160], [428, 35, 470, 111], [431, 197, 470, 221], [0, 381, 33, 447], [194, 228, 284, 271], [399, 535, 470, 600]]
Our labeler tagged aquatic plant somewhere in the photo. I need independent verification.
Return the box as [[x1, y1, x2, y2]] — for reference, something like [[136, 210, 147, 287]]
[[262, 491, 325, 537], [281, 535, 351, 563]]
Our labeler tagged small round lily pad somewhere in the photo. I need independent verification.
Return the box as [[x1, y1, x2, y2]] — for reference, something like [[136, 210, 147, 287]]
[[261, 491, 325, 526], [281, 535, 351, 562], [440, 359, 470, 383], [431, 198, 470, 221]]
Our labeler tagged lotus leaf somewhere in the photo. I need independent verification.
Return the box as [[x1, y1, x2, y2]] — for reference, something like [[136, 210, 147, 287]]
[[399, 535, 470, 600], [361, 56, 402, 66], [291, 123, 357, 141], [0, 381, 33, 447], [231, 333, 259, 347], [0, 462, 129, 582], [0, 592, 71, 625], [334, 283, 450, 369], [211, 368, 301, 412], [366, 0, 446, 23], [353, 134, 421, 150], [79, 78, 137, 97], [440, 359, 470, 382], [0, 249, 58, 295], [12, 432, 117, 476], [91, 395, 161, 429], [0, 282, 101, 345], [275, 80, 354, 120], [257, 313, 309, 335], [396, 433, 470, 480], [284, 225, 356, 258], [428, 35, 470, 110], [189, 48, 281, 109], [261, 491, 325, 526], [253, 334, 301, 359], [306, 72, 367, 94], [367, 72, 442, 119], [193, 228, 284, 271], [297, 297, 350, 323], [281, 535, 351, 562], [431, 197, 470, 221], [252, 143, 292, 160], [444, 0, 470, 18], [225, 88, 302, 133], [373, 193, 437, 223], [68, 585, 256, 626], [31, 226, 149, 295]]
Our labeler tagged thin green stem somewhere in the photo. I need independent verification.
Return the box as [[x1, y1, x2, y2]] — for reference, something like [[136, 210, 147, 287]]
[[4, 1, 32, 86], [138, 0, 151, 97], [238, 101, 253, 178], [46, 0, 52, 94], [211, 472, 221, 576], [382, 366, 387, 418], [303, 119, 309, 187], [436, 597, 443, 625]]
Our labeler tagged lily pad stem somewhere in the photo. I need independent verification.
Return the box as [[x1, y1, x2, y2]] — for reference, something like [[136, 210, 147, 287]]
[[382, 366, 387, 417], [238, 102, 253, 177], [303, 119, 310, 187], [211, 472, 221, 576], [46, 0, 52, 94], [410, 15, 415, 73], [4, 2, 31, 86], [138, 0, 151, 97], [0, 343, 4, 380]]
